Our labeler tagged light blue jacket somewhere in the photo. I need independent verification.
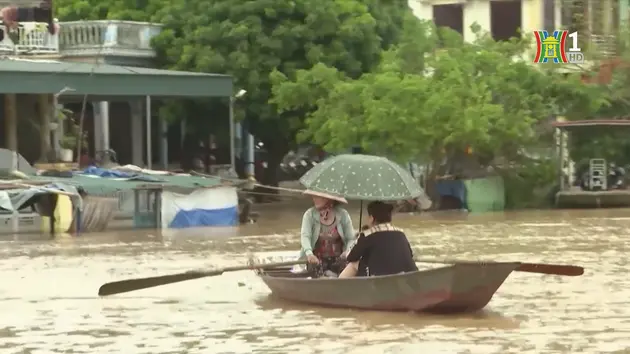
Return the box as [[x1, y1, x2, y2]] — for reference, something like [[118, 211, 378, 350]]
[[299, 206, 356, 258]]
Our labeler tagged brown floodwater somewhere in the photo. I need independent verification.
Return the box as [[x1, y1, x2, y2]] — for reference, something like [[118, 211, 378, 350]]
[[0, 204, 629, 353]]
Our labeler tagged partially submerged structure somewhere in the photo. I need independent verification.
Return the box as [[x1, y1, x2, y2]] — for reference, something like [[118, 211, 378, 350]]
[[0, 149, 246, 234], [553, 119, 630, 208], [25, 165, 242, 231], [0, 16, 248, 234], [0, 16, 236, 172], [0, 57, 232, 168], [0, 181, 82, 235]]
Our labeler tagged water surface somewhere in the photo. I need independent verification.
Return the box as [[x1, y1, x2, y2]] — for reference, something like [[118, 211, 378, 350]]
[[0, 207, 627, 353]]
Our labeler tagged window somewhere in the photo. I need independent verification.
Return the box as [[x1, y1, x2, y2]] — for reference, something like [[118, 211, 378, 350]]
[[433, 4, 464, 35], [543, 0, 555, 32], [490, 0, 522, 41]]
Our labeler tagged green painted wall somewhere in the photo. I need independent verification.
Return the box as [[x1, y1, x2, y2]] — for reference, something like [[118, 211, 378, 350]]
[[464, 176, 505, 212]]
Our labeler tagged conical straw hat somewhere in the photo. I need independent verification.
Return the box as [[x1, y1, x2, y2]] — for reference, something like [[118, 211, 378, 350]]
[[303, 189, 347, 204]]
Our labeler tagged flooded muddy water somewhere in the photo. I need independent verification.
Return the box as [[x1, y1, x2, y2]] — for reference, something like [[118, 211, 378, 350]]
[[0, 206, 628, 353]]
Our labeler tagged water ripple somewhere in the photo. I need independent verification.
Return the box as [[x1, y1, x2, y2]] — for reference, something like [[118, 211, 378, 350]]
[[0, 209, 628, 353]]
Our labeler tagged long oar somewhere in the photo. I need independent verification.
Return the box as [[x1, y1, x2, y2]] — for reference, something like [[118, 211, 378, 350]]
[[98, 260, 306, 296], [416, 259, 584, 276]]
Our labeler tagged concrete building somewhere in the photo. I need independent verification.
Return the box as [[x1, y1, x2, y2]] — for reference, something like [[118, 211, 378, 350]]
[[409, 0, 624, 57], [57, 20, 168, 168], [0, 15, 232, 169]]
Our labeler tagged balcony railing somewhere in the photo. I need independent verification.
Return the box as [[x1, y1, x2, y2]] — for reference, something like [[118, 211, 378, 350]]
[[0, 21, 58, 54], [58, 20, 162, 58]]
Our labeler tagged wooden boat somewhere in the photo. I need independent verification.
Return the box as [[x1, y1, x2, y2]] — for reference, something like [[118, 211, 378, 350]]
[[256, 261, 521, 313]]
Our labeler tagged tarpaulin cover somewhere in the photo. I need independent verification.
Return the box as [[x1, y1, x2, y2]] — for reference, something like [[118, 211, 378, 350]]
[[161, 187, 238, 228]]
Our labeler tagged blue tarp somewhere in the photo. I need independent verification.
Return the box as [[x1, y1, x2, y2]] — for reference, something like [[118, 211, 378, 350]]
[[436, 180, 467, 206], [82, 166, 133, 178], [168, 206, 239, 228], [80, 167, 163, 182]]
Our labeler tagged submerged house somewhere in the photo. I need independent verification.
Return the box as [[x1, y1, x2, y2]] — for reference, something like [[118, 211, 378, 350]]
[[0, 2, 246, 232]]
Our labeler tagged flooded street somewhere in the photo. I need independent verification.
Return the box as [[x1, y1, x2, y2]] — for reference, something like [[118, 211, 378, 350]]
[[0, 205, 629, 353]]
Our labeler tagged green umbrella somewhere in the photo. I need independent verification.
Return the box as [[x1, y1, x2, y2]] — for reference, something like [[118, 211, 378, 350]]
[[299, 154, 425, 201]]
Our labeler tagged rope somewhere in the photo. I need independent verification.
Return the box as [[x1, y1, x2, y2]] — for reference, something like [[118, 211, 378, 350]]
[[238, 190, 301, 198], [250, 183, 305, 194], [188, 170, 305, 194]]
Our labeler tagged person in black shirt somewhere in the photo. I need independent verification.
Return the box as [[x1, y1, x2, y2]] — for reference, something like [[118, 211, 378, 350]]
[[339, 201, 418, 277]]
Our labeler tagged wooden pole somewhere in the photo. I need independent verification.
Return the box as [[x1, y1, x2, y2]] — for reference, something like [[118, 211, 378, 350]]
[[76, 97, 88, 164], [4, 94, 17, 152], [146, 96, 152, 169], [38, 94, 51, 161]]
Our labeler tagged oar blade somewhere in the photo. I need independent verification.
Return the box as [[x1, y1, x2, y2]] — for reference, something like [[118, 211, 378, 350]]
[[414, 258, 584, 277], [97, 260, 306, 297], [98, 270, 221, 296], [517, 263, 584, 276]]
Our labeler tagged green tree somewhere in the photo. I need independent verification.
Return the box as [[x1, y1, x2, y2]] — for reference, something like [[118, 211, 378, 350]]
[[55, 0, 165, 21], [272, 20, 605, 165], [56, 0, 410, 184], [150, 0, 407, 172], [565, 29, 630, 168]]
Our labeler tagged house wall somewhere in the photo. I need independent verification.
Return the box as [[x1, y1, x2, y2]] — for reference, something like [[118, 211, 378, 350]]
[[408, 0, 561, 44]]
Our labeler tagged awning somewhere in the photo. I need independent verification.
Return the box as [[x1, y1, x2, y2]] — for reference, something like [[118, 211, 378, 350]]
[[0, 58, 232, 97], [0, 183, 82, 212]]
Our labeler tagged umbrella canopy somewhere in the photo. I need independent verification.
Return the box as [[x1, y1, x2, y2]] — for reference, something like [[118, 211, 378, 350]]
[[303, 189, 348, 204], [299, 154, 425, 201]]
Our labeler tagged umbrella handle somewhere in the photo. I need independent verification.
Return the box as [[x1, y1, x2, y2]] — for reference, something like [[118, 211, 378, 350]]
[[358, 200, 363, 227]]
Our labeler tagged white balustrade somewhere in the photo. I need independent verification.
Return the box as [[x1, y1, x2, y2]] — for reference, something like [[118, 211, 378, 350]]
[[0, 21, 58, 54], [58, 20, 162, 57]]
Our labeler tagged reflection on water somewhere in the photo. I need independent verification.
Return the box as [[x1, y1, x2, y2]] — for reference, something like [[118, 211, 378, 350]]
[[254, 295, 521, 329], [0, 207, 629, 353]]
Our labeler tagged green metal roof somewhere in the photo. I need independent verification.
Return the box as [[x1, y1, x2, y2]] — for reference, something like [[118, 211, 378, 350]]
[[0, 58, 232, 97], [25, 174, 224, 196]]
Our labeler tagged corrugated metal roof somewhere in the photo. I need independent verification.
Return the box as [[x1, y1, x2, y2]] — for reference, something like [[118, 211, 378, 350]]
[[0, 58, 228, 77], [0, 58, 232, 96], [22, 173, 224, 196]]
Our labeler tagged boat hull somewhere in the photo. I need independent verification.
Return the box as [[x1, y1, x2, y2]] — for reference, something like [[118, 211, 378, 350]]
[[257, 262, 520, 313]]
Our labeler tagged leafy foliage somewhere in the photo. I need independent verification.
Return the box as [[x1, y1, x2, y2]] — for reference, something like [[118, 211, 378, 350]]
[[503, 159, 558, 209], [56, 0, 410, 168], [152, 0, 409, 154], [55, 0, 152, 21], [272, 19, 607, 164], [55, 0, 619, 192], [566, 28, 630, 167]]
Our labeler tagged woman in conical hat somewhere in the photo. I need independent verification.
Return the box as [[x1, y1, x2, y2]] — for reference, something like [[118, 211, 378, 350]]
[[299, 189, 355, 276]]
